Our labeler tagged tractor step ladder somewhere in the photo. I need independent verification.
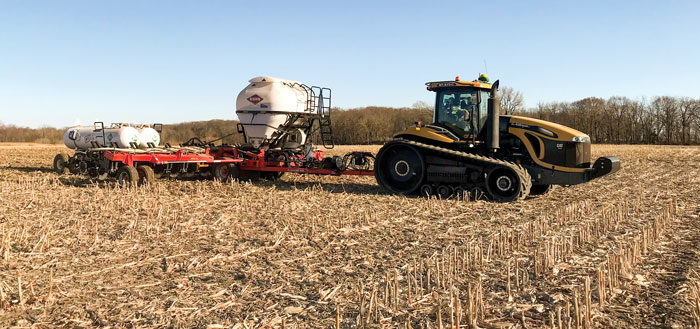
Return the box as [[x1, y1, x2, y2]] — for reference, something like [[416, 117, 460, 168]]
[[312, 86, 334, 149]]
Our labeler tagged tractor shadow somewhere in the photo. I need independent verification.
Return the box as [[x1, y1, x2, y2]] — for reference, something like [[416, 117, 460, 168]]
[[2, 166, 55, 174], [261, 180, 386, 196], [4, 166, 471, 199]]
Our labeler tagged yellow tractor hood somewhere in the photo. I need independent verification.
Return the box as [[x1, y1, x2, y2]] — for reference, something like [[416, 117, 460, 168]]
[[507, 115, 588, 141]]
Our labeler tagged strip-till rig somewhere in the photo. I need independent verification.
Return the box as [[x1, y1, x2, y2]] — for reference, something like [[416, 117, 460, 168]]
[[53, 75, 619, 201]]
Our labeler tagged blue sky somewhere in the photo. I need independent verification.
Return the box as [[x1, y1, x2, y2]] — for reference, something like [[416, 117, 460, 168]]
[[1, 0, 699, 128]]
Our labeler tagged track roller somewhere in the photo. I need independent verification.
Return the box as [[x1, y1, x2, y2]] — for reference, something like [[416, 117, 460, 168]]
[[436, 185, 452, 199], [419, 184, 433, 197], [453, 186, 467, 200]]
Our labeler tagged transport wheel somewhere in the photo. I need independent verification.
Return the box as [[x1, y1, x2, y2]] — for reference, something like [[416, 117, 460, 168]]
[[375, 143, 425, 195], [53, 153, 70, 175], [485, 167, 523, 202], [137, 165, 155, 186], [436, 185, 453, 199], [116, 166, 139, 188], [212, 163, 232, 182], [529, 184, 552, 196]]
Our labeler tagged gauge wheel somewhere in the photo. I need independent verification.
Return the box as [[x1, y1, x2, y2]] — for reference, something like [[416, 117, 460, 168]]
[[53, 153, 70, 175]]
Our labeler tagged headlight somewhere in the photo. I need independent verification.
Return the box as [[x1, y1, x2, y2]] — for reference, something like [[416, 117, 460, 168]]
[[572, 136, 590, 143]]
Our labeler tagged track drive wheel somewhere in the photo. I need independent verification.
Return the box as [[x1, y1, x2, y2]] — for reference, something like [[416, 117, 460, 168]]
[[53, 153, 70, 175], [529, 184, 552, 196], [375, 142, 425, 195], [485, 166, 529, 202], [116, 166, 139, 188], [137, 165, 155, 186]]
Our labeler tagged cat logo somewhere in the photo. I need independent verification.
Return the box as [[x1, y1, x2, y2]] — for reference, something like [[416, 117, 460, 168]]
[[247, 94, 263, 105]]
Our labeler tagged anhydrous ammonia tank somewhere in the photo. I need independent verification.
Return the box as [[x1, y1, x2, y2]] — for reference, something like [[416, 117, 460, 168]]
[[63, 126, 142, 150], [236, 76, 312, 147], [137, 127, 161, 148]]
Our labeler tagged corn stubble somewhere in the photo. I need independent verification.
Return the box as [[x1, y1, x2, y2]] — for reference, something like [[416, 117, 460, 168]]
[[0, 144, 699, 328]]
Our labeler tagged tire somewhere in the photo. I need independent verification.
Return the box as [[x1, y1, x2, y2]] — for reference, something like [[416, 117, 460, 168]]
[[53, 153, 70, 175], [212, 163, 232, 182], [116, 166, 139, 188], [136, 165, 155, 186], [375, 142, 425, 195], [529, 184, 552, 196], [485, 166, 523, 202]]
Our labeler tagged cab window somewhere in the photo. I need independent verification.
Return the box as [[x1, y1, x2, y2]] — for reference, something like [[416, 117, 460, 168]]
[[436, 90, 477, 136]]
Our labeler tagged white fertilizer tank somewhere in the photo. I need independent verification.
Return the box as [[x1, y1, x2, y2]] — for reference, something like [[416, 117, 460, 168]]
[[235, 76, 314, 148], [63, 126, 142, 150]]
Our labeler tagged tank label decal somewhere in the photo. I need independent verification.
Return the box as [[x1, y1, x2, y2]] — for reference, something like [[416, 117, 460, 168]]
[[247, 94, 263, 104]]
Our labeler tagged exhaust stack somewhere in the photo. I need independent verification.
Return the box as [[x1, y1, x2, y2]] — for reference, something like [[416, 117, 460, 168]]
[[487, 80, 500, 154]]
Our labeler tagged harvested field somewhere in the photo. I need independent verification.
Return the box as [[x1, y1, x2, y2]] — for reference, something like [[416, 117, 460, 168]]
[[0, 144, 699, 328]]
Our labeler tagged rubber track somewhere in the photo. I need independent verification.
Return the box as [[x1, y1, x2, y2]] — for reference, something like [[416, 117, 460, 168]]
[[392, 139, 532, 201]]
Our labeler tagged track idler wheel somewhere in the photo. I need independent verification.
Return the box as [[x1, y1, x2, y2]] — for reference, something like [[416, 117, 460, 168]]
[[375, 143, 425, 195], [53, 153, 70, 175], [485, 166, 525, 202]]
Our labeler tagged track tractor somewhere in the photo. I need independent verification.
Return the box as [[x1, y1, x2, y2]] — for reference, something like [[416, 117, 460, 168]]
[[374, 75, 620, 201]]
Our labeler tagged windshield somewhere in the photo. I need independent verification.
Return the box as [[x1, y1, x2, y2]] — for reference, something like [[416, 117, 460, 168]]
[[436, 90, 478, 137]]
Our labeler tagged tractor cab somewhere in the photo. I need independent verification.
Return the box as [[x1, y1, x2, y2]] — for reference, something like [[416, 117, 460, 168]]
[[426, 75, 493, 141]]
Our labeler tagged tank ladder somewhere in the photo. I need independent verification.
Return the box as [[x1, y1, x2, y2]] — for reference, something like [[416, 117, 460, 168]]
[[312, 86, 334, 149]]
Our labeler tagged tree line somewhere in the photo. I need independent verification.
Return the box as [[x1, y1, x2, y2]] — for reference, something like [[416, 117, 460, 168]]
[[1, 94, 699, 145], [516, 96, 700, 145]]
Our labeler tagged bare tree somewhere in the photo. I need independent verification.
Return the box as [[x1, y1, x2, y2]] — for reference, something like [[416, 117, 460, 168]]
[[678, 98, 697, 144], [411, 100, 432, 110], [500, 87, 524, 115], [651, 97, 679, 144]]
